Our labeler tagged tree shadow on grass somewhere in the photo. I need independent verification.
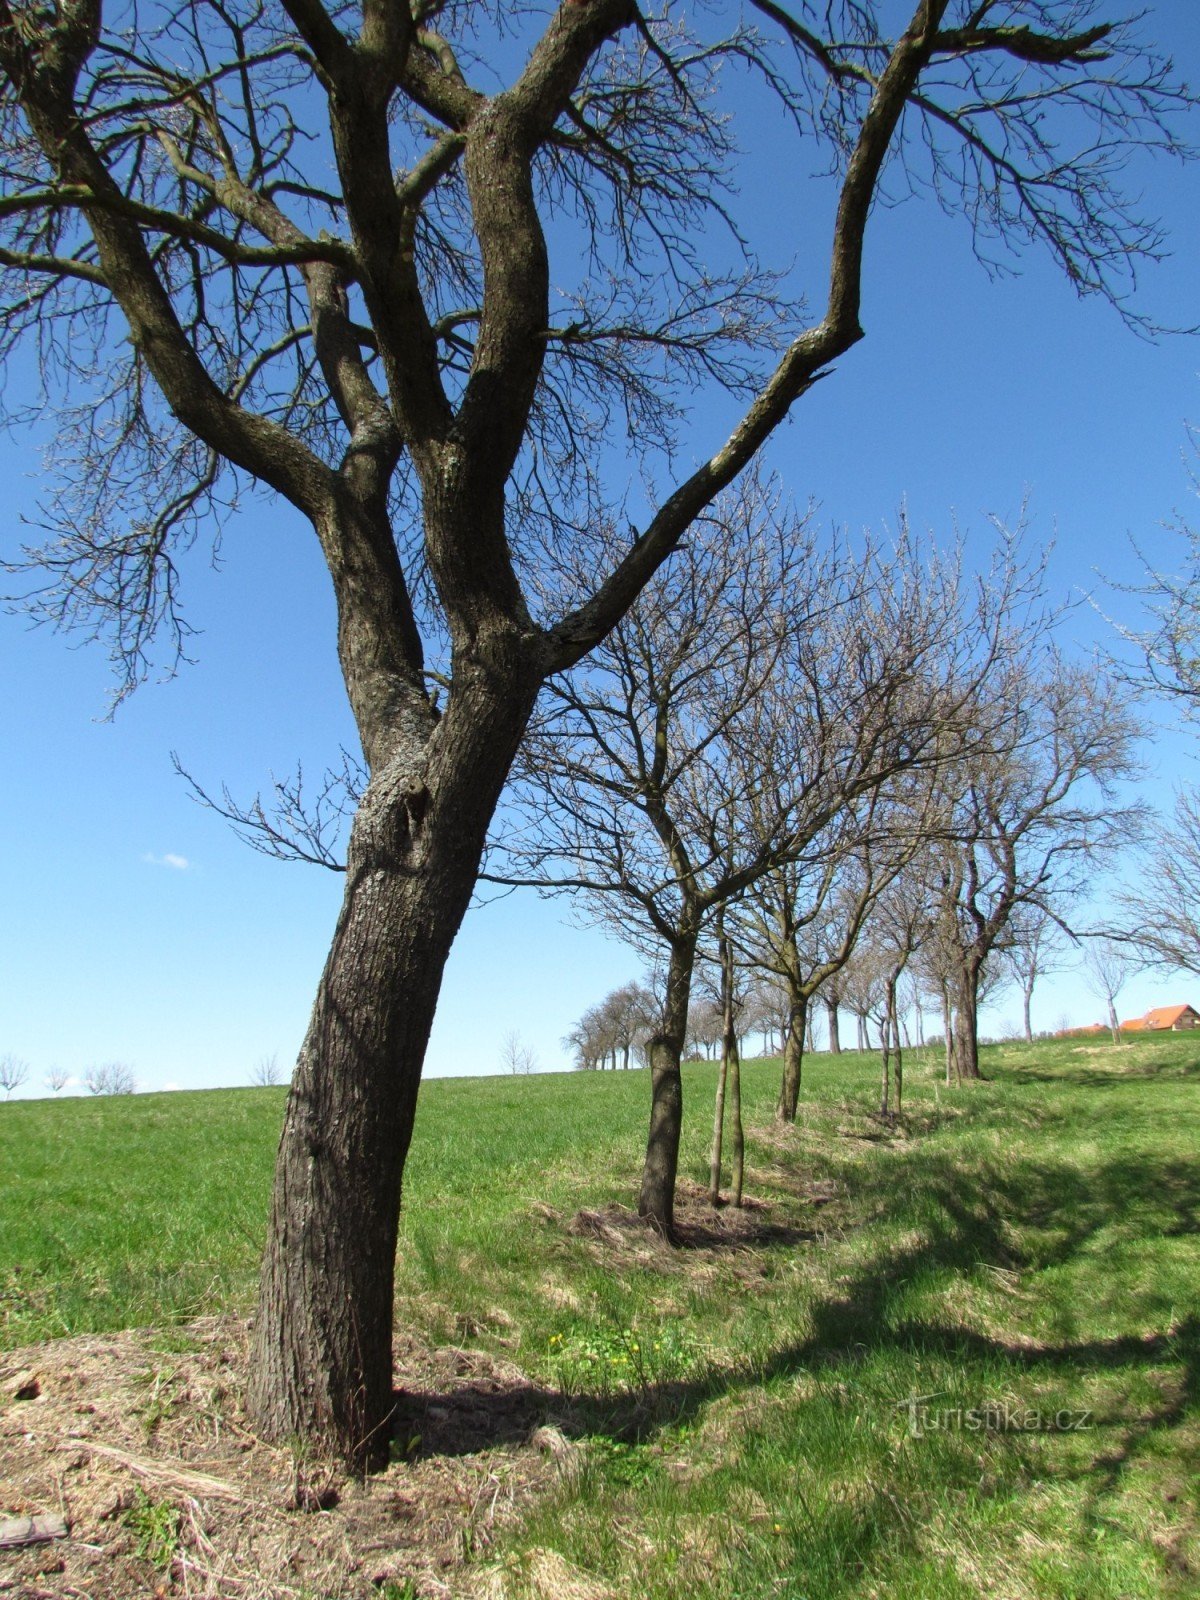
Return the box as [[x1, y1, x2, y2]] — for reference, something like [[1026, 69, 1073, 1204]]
[[393, 1145, 1200, 1461], [387, 1141, 1200, 1594]]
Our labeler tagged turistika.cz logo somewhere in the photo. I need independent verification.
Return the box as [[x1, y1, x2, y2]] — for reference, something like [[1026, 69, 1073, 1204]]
[[897, 1393, 1094, 1438]]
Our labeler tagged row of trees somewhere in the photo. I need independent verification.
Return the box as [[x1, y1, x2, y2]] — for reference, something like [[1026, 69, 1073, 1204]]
[[0, 1058, 136, 1097], [492, 481, 1142, 1229], [2, 0, 1189, 1462]]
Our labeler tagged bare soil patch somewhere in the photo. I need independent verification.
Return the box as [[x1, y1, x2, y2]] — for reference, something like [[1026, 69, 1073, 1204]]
[[566, 1178, 817, 1256], [0, 1318, 569, 1599]]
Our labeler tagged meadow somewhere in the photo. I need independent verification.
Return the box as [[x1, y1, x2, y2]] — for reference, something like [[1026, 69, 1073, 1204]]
[[1, 1033, 1197, 1599]]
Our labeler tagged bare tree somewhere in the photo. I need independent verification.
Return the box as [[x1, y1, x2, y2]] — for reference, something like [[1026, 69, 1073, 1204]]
[[741, 977, 789, 1057], [869, 869, 940, 1116], [0, 1054, 28, 1099], [563, 1007, 608, 1071], [497, 491, 821, 1233], [1107, 428, 1200, 713], [83, 1062, 136, 1095], [1118, 790, 1200, 977], [1, 0, 1187, 1461], [500, 1030, 538, 1075], [44, 1066, 70, 1095], [740, 821, 910, 1120], [499, 496, 996, 1228], [1083, 937, 1138, 1042], [1002, 905, 1065, 1043], [935, 657, 1143, 1080], [251, 1054, 285, 1087]]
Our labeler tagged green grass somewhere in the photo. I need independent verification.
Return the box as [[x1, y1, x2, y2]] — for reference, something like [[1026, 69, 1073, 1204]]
[[2, 1033, 1198, 1598]]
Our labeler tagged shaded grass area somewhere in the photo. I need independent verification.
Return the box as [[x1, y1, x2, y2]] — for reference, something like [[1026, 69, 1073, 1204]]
[[1, 1032, 1198, 1597]]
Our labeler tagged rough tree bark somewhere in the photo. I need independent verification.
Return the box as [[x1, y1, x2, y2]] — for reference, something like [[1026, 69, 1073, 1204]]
[[826, 992, 842, 1054], [641, 931, 697, 1235], [776, 992, 808, 1123]]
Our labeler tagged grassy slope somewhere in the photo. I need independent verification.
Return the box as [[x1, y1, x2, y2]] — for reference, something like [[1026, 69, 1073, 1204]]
[[1, 1036, 1197, 1598]]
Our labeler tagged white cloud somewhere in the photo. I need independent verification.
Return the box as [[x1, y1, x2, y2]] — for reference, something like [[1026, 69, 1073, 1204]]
[[163, 1080, 182, 1092], [143, 852, 190, 870]]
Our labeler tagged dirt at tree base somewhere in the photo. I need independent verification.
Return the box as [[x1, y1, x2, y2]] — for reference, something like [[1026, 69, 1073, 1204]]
[[0, 1316, 572, 1599]]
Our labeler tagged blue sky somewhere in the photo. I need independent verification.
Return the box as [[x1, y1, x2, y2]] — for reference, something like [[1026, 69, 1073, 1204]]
[[2, 3, 1199, 1096]]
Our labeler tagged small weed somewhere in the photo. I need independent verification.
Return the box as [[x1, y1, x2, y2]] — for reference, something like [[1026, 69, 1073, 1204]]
[[548, 1318, 703, 1400], [123, 1488, 180, 1569], [132, 1366, 180, 1437]]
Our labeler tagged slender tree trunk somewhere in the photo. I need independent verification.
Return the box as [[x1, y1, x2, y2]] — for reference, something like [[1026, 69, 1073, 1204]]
[[941, 982, 956, 1085], [880, 978, 897, 1116], [825, 991, 841, 1054], [1023, 980, 1034, 1044], [856, 1012, 866, 1052], [248, 666, 538, 1465], [639, 930, 696, 1236], [776, 988, 808, 1123], [711, 913, 742, 1205], [893, 1007, 904, 1113], [709, 1042, 729, 1205], [729, 1035, 744, 1208]]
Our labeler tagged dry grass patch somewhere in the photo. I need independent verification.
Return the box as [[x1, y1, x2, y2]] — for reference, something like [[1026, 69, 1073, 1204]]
[[0, 1317, 569, 1599]]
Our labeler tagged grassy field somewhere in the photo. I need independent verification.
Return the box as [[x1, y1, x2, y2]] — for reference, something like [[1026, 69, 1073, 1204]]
[[1, 1034, 1197, 1598]]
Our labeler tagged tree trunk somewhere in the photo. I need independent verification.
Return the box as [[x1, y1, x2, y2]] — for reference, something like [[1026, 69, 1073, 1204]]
[[941, 983, 956, 1085], [879, 984, 892, 1116], [893, 1006, 904, 1114], [714, 920, 744, 1205], [729, 1036, 744, 1208], [776, 989, 808, 1123], [709, 1041, 729, 1205], [1106, 999, 1122, 1044], [954, 968, 982, 1080], [639, 931, 696, 1236], [1023, 981, 1034, 1044], [825, 991, 841, 1054], [248, 664, 538, 1466]]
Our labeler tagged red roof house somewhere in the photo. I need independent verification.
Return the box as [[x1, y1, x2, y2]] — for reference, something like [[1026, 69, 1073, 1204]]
[[1119, 1003, 1200, 1033]]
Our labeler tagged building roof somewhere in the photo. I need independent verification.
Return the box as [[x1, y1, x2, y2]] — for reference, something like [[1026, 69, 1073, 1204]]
[[1117, 1003, 1199, 1032], [1143, 1004, 1198, 1029]]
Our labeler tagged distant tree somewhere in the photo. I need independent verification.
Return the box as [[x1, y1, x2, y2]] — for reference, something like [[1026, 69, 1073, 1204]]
[[1002, 906, 1066, 1043], [44, 1067, 70, 1095], [601, 983, 658, 1070], [738, 820, 913, 1121], [83, 1062, 136, 1096], [251, 1054, 285, 1087], [686, 999, 725, 1062], [741, 978, 789, 1057], [1083, 938, 1138, 1043], [500, 1031, 538, 1076], [563, 1008, 606, 1072], [936, 657, 1143, 1080], [870, 871, 939, 1115], [0, 1055, 28, 1099]]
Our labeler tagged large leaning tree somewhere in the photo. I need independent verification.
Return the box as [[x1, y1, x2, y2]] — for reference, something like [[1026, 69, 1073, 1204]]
[[0, 0, 1189, 1462]]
